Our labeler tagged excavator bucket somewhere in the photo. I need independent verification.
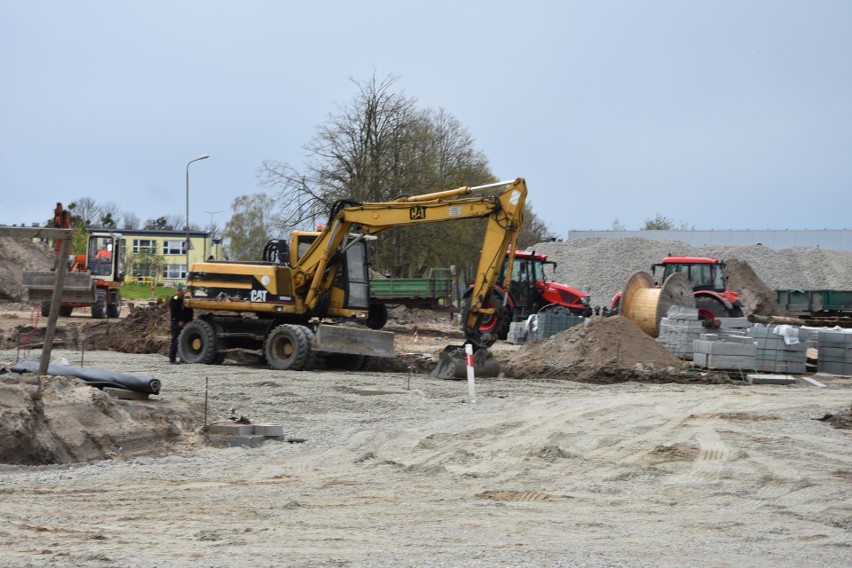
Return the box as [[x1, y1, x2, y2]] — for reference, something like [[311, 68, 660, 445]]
[[21, 270, 96, 303], [430, 344, 500, 380]]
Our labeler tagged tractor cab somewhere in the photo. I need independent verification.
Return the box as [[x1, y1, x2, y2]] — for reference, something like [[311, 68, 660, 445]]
[[500, 251, 592, 318], [652, 256, 726, 293]]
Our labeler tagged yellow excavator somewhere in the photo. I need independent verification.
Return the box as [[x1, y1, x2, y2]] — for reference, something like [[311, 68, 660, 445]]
[[180, 178, 527, 376]]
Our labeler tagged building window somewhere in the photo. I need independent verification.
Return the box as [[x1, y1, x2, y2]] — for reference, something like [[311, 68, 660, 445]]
[[132, 239, 156, 254], [163, 240, 185, 256], [164, 264, 186, 279]]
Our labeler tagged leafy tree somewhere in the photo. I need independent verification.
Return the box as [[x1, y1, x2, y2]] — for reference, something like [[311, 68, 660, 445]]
[[641, 213, 695, 231], [517, 205, 557, 248], [222, 193, 282, 261], [611, 217, 626, 231], [126, 246, 165, 281]]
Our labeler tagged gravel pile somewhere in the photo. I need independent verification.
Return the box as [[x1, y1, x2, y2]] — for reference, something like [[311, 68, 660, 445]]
[[534, 237, 852, 309]]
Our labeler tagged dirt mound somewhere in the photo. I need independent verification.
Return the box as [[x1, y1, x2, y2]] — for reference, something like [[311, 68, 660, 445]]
[[0, 374, 206, 465], [725, 258, 779, 316], [0, 236, 52, 302], [84, 303, 171, 353], [498, 316, 731, 383]]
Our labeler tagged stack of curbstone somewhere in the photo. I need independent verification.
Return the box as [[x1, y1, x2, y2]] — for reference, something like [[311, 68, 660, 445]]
[[528, 311, 584, 341], [693, 333, 756, 370], [817, 329, 852, 376], [751, 324, 807, 375], [207, 422, 286, 448], [506, 321, 528, 344]]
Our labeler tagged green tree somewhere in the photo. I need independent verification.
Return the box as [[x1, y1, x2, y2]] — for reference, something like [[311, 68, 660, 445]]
[[222, 193, 281, 261], [126, 246, 165, 281], [641, 213, 695, 231]]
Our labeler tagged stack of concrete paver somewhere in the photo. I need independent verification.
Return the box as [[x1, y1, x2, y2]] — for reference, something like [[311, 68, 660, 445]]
[[658, 307, 753, 360], [692, 333, 756, 371], [506, 321, 528, 344], [817, 329, 852, 376], [657, 307, 705, 359], [507, 311, 584, 344], [751, 324, 807, 375]]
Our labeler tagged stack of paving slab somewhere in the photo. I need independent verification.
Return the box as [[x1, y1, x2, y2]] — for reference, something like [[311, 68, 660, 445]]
[[692, 333, 756, 370], [817, 328, 852, 376], [657, 307, 705, 359], [750, 323, 807, 375]]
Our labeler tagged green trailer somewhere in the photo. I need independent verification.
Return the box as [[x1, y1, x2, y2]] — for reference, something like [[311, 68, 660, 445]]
[[370, 268, 454, 308], [776, 289, 852, 317]]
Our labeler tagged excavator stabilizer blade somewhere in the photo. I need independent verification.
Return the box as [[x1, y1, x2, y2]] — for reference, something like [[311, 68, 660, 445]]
[[430, 345, 500, 380], [312, 324, 396, 358]]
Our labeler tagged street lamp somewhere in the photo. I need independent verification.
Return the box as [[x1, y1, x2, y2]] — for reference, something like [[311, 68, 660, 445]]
[[185, 154, 209, 280]]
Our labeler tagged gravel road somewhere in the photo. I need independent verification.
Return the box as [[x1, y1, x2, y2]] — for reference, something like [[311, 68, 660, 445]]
[[1, 348, 850, 567]]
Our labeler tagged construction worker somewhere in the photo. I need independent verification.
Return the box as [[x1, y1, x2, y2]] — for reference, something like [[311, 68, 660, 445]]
[[168, 284, 194, 364], [52, 210, 72, 270]]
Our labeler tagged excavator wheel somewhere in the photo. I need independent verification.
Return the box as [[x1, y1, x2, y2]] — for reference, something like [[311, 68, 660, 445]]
[[264, 324, 313, 371], [461, 293, 511, 341], [179, 319, 220, 364], [366, 303, 389, 330]]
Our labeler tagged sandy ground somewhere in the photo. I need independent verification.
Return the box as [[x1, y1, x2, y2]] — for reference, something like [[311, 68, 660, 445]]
[[1, 341, 851, 567]]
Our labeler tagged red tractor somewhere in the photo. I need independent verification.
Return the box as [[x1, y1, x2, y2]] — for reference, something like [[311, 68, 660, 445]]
[[463, 250, 592, 340], [611, 256, 743, 320]]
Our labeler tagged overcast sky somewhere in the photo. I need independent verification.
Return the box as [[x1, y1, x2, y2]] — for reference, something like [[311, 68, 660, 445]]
[[2, 1, 850, 238]]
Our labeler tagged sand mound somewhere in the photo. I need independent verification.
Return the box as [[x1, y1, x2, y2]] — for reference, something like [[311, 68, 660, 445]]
[[0, 374, 206, 465], [498, 316, 732, 384]]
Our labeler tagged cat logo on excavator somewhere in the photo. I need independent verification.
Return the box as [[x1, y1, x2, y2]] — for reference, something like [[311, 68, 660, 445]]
[[409, 206, 426, 220]]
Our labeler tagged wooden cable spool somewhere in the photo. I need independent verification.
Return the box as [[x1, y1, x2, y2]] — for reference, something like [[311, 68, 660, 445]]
[[620, 271, 694, 337]]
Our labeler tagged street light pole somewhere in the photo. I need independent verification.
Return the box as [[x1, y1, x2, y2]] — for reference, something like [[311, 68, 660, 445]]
[[185, 154, 209, 280]]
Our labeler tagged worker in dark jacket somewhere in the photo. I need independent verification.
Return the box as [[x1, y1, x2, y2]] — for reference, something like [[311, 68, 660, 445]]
[[169, 284, 194, 364]]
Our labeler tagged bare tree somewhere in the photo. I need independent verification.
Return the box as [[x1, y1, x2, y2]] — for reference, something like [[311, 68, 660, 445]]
[[122, 212, 141, 230], [257, 72, 502, 278], [68, 197, 102, 227]]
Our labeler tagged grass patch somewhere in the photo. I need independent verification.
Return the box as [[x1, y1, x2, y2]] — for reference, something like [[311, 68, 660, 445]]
[[120, 283, 180, 302]]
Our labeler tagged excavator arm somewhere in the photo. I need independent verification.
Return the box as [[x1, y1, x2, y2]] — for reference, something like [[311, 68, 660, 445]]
[[295, 178, 527, 346]]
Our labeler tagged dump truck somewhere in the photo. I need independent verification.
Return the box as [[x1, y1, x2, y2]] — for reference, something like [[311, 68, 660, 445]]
[[179, 179, 527, 375], [22, 232, 124, 319]]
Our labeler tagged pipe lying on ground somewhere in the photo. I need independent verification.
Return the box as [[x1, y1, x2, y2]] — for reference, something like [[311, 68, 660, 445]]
[[10, 360, 161, 395]]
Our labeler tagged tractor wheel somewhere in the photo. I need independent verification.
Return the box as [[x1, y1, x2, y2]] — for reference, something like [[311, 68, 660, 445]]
[[461, 292, 511, 341], [366, 303, 389, 330], [107, 290, 122, 318], [264, 324, 312, 371], [91, 290, 107, 319], [179, 319, 219, 364], [695, 296, 728, 321], [59, 305, 73, 317]]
